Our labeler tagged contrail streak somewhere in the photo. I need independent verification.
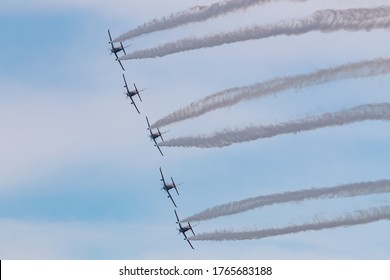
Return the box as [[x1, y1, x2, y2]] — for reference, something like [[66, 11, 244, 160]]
[[182, 180, 390, 222], [159, 103, 390, 148], [189, 206, 390, 241], [120, 6, 390, 60], [113, 0, 307, 43], [152, 57, 390, 129]]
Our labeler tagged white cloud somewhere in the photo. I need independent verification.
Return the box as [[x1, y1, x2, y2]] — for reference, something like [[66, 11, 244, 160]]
[[2, 0, 389, 20], [0, 217, 388, 259], [0, 219, 169, 259], [0, 0, 216, 18], [0, 80, 145, 188], [1, 0, 390, 260]]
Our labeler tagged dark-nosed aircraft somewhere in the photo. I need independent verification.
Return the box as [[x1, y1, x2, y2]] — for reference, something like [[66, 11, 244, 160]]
[[159, 167, 182, 207], [146, 116, 166, 156], [108, 29, 126, 71], [174, 210, 195, 250], [122, 74, 145, 114]]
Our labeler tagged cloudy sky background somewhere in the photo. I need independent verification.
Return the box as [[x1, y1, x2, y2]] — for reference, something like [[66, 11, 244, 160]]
[[1, 0, 389, 259]]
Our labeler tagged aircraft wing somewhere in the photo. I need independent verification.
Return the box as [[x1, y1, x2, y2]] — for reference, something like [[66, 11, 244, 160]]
[[114, 52, 125, 71], [167, 190, 177, 208], [171, 177, 179, 195], [181, 231, 188, 240], [159, 167, 166, 185], [129, 96, 140, 114], [120, 42, 126, 55], [146, 116, 151, 130], [189, 222, 195, 236], [108, 29, 113, 43], [155, 143, 164, 156], [150, 135, 164, 156], [186, 239, 195, 250], [181, 230, 194, 249], [157, 128, 164, 141], [133, 83, 142, 102], [174, 210, 180, 223], [159, 167, 167, 184], [117, 58, 125, 71], [109, 41, 115, 50], [122, 74, 130, 92]]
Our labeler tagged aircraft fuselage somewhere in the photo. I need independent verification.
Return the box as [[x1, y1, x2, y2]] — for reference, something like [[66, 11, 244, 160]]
[[151, 133, 161, 140], [179, 226, 191, 233], [111, 47, 123, 54], [126, 91, 137, 98], [164, 184, 175, 191]]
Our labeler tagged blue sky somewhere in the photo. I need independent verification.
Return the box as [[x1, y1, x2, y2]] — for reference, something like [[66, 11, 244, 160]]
[[1, 0, 389, 259]]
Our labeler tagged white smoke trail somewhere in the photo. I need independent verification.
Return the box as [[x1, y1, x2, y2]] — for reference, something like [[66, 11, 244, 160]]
[[113, 0, 307, 43], [152, 57, 390, 129], [120, 6, 390, 60], [182, 180, 390, 222], [189, 206, 390, 241], [159, 103, 390, 148]]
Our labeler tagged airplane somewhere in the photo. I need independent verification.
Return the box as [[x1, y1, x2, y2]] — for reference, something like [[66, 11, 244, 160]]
[[122, 74, 146, 114], [159, 167, 182, 207], [146, 116, 166, 156], [174, 210, 195, 250], [108, 29, 126, 71]]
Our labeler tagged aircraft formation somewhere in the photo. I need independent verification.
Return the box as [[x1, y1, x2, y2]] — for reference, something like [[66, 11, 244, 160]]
[[108, 29, 196, 249], [107, 1, 390, 252], [159, 167, 196, 249], [108, 29, 166, 156]]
